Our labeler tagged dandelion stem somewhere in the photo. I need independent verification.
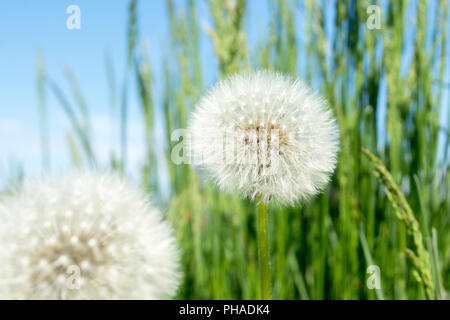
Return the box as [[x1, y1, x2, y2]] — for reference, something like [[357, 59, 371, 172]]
[[257, 200, 271, 300]]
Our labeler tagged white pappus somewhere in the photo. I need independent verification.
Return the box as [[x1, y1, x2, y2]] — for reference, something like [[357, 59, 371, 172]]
[[189, 70, 339, 206], [0, 172, 181, 299]]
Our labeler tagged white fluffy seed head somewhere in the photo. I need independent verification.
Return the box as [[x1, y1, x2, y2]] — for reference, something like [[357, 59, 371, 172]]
[[0, 172, 181, 299], [189, 70, 339, 206]]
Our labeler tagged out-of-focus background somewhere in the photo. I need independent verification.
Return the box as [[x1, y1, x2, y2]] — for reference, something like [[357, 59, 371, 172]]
[[0, 0, 449, 299]]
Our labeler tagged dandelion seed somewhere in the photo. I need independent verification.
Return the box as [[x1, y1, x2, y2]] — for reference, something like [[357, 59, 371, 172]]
[[0, 172, 181, 300], [189, 70, 339, 206]]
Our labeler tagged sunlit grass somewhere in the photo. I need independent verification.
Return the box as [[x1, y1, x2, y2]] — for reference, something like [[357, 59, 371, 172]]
[[2, 0, 448, 299]]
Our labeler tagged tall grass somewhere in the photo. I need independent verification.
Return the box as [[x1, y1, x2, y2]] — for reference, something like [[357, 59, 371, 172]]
[[12, 0, 449, 299]]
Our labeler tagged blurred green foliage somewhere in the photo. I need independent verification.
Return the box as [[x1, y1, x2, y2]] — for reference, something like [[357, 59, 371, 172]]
[[3, 0, 448, 299]]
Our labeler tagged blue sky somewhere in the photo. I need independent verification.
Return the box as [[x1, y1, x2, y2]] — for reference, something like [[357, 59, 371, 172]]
[[0, 0, 448, 187], [0, 1, 150, 176], [0, 1, 271, 179]]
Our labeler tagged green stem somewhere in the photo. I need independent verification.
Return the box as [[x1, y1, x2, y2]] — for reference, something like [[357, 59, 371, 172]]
[[257, 200, 271, 300]]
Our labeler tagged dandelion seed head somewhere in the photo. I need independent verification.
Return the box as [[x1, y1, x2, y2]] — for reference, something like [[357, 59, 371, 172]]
[[0, 172, 181, 299], [189, 70, 339, 206]]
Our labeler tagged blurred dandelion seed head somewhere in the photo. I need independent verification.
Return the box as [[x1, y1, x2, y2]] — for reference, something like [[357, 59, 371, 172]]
[[0, 172, 180, 299], [189, 70, 339, 205]]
